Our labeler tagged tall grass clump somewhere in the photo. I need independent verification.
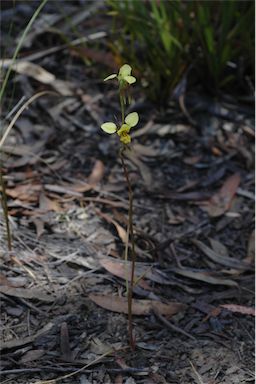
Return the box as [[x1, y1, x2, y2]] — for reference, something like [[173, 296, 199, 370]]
[[108, 0, 254, 101], [191, 0, 254, 90]]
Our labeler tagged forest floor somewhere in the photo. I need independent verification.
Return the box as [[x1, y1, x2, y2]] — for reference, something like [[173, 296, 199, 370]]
[[0, 2, 255, 384]]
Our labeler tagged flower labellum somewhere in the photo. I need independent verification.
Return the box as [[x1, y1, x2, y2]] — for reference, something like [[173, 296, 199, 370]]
[[118, 64, 136, 84], [104, 64, 136, 85]]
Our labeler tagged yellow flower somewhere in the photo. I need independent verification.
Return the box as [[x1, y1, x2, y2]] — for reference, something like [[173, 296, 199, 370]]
[[104, 64, 136, 85], [100, 112, 139, 145], [117, 124, 131, 144]]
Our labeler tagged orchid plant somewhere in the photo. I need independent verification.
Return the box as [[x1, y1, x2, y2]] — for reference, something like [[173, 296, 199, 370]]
[[101, 64, 139, 145], [100, 64, 138, 349]]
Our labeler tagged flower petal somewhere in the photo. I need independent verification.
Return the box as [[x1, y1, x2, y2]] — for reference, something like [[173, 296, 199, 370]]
[[119, 64, 132, 77], [104, 74, 117, 81], [101, 122, 117, 134], [124, 75, 136, 84], [125, 112, 139, 127]]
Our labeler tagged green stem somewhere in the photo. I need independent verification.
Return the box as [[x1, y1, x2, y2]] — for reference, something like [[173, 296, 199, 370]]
[[120, 149, 136, 350]]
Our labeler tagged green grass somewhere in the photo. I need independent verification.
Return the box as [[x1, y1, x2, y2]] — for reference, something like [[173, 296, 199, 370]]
[[191, 0, 254, 90]]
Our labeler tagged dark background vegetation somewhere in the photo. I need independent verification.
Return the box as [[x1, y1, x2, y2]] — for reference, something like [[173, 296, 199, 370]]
[[1, 0, 254, 104]]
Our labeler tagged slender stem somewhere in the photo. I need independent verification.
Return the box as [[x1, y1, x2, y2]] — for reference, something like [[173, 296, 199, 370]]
[[119, 89, 125, 125], [118, 83, 136, 349], [120, 149, 136, 350], [124, 217, 130, 294], [0, 166, 12, 251]]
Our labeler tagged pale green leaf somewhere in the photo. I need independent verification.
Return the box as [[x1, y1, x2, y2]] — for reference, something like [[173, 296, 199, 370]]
[[101, 122, 117, 134], [124, 75, 136, 84], [104, 74, 117, 81], [125, 112, 139, 127]]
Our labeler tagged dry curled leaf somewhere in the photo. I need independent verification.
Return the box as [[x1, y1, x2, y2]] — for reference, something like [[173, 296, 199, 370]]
[[89, 294, 186, 316], [19, 349, 45, 364], [88, 160, 105, 185], [220, 304, 255, 316], [125, 151, 152, 187], [39, 191, 61, 212], [172, 268, 238, 287], [100, 256, 172, 285], [0, 286, 55, 302], [1, 60, 56, 84], [33, 218, 45, 239], [96, 211, 128, 244], [0, 273, 14, 287], [133, 143, 159, 157], [0, 322, 54, 351], [0, 274, 27, 287], [5, 184, 42, 202], [100, 257, 150, 283], [245, 230, 255, 264], [192, 239, 251, 270], [202, 173, 241, 217]]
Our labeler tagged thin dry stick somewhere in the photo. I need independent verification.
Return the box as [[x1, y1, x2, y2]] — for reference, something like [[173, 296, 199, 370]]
[[120, 149, 136, 349]]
